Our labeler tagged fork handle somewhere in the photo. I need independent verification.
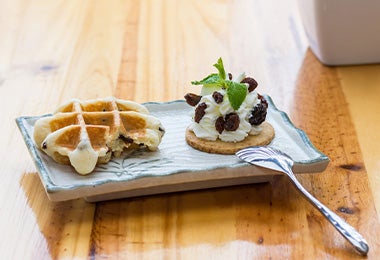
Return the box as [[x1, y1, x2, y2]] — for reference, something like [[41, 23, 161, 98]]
[[284, 168, 369, 256]]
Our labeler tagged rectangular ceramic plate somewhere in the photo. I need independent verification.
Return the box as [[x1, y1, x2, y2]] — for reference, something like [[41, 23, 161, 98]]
[[16, 96, 329, 202]]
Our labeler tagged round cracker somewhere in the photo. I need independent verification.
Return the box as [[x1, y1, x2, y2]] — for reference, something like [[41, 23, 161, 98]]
[[185, 121, 275, 154]]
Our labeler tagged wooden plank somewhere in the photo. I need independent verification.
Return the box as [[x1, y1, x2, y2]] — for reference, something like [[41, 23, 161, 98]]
[[1, 0, 379, 259], [339, 65, 380, 217]]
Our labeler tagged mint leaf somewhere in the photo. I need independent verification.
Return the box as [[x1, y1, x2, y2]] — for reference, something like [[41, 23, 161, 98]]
[[191, 71, 225, 96], [191, 58, 226, 87], [226, 81, 247, 110], [213, 57, 226, 80], [191, 73, 220, 86], [191, 57, 248, 110]]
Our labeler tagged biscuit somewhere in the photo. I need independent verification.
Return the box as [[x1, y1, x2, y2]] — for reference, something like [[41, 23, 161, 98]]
[[185, 121, 275, 154]]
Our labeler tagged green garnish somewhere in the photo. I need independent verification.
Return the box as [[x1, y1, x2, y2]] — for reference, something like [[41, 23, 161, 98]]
[[213, 57, 226, 80], [191, 57, 247, 110], [191, 73, 220, 87], [225, 81, 247, 111]]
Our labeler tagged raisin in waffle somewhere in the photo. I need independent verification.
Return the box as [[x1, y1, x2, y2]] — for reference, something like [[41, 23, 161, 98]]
[[33, 97, 165, 175]]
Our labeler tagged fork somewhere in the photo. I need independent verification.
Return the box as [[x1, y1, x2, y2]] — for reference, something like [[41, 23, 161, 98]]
[[236, 146, 369, 256]]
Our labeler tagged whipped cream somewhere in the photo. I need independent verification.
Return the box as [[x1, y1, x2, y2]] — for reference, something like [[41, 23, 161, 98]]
[[190, 89, 262, 142]]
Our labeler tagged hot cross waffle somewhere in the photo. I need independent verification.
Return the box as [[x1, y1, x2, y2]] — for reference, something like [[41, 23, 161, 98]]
[[33, 97, 165, 175]]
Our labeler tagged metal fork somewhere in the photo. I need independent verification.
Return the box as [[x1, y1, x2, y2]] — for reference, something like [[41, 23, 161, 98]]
[[236, 146, 369, 256]]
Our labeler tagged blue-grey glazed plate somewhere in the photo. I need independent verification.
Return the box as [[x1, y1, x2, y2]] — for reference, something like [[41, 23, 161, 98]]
[[16, 97, 329, 202]]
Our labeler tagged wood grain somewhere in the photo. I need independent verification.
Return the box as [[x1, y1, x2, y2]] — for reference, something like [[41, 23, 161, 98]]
[[1, 0, 380, 259], [338, 65, 380, 217]]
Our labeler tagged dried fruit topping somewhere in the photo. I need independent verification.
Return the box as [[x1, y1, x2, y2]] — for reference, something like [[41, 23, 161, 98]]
[[258, 94, 268, 108], [194, 102, 207, 123], [184, 93, 202, 106], [249, 95, 268, 126], [228, 73, 233, 80], [215, 116, 225, 134], [212, 91, 224, 104], [241, 77, 258, 92], [214, 113, 240, 133], [224, 113, 240, 131]]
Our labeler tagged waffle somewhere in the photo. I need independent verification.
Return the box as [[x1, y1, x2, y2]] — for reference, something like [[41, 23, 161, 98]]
[[33, 97, 165, 175]]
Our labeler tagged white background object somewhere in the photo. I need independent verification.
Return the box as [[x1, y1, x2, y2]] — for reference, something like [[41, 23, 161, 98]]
[[297, 0, 380, 65]]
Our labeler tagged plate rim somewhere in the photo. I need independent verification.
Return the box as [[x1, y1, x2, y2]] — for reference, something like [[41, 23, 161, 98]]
[[15, 96, 330, 195]]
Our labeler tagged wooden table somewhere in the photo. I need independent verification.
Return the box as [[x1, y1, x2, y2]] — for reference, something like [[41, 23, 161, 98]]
[[1, 0, 379, 258]]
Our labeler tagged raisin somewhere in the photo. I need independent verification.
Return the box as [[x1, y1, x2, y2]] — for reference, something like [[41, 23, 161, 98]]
[[215, 116, 225, 134], [224, 113, 240, 131], [42, 142, 47, 149], [241, 77, 258, 92], [194, 102, 207, 123], [258, 94, 268, 108], [184, 93, 202, 106], [249, 96, 268, 125], [249, 105, 266, 125], [212, 91, 224, 104], [228, 73, 233, 80]]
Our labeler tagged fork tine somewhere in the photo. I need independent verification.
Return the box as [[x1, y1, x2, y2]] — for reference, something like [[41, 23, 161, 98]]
[[236, 146, 294, 166], [236, 146, 272, 163], [236, 146, 274, 158]]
